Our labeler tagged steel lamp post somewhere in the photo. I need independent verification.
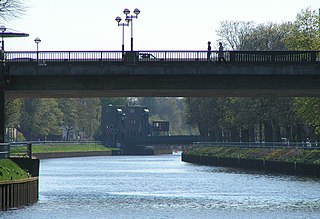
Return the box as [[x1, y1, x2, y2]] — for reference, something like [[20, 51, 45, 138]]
[[115, 16, 130, 53], [0, 25, 6, 51], [123, 8, 140, 51], [34, 37, 41, 62]]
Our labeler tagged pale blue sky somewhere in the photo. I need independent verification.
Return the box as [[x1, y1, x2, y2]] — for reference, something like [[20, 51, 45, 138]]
[[3, 0, 320, 51]]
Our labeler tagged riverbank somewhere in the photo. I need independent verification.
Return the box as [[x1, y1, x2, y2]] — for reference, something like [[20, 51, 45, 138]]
[[0, 159, 30, 181], [11, 143, 121, 159], [182, 146, 320, 177], [0, 159, 39, 210]]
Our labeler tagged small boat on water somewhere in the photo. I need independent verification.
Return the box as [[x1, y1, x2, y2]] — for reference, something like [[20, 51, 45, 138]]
[[172, 150, 182, 156]]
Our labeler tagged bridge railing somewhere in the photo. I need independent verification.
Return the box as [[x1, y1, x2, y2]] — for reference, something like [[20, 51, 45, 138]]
[[0, 142, 32, 159], [229, 51, 318, 62], [4, 50, 320, 63], [0, 143, 10, 159]]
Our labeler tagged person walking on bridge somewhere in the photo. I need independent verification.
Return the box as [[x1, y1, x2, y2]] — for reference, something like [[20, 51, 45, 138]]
[[217, 42, 226, 62], [207, 41, 212, 62]]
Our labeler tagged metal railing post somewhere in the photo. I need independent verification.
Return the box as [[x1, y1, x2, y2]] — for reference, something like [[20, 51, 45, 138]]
[[27, 143, 32, 159], [311, 51, 316, 62], [6, 143, 10, 158]]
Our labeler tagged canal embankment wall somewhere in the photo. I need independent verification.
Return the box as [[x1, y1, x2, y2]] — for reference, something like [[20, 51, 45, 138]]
[[33, 150, 113, 159], [182, 153, 320, 177], [1, 158, 39, 211]]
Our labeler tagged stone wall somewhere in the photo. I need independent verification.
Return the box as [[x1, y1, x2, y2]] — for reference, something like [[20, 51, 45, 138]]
[[182, 154, 320, 177]]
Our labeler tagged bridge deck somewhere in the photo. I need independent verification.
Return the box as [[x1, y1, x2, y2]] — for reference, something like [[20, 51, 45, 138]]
[[3, 50, 320, 98]]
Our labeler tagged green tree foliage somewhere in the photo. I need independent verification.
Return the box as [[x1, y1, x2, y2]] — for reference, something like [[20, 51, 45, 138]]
[[284, 8, 320, 135], [217, 20, 291, 51], [243, 23, 290, 51], [76, 98, 101, 140], [19, 99, 62, 140], [5, 99, 21, 127], [18, 98, 101, 141], [295, 98, 320, 134], [284, 7, 320, 50], [185, 97, 222, 140], [58, 98, 78, 140]]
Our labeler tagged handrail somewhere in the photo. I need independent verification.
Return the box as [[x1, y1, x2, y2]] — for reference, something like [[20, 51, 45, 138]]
[[0, 142, 32, 159], [0, 141, 102, 159], [0, 143, 10, 158], [4, 50, 320, 63]]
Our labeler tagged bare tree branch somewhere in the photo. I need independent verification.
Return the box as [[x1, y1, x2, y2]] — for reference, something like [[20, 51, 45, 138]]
[[0, 0, 26, 21]]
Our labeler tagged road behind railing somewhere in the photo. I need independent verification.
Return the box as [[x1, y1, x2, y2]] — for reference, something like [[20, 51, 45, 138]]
[[4, 50, 320, 63], [193, 141, 320, 149]]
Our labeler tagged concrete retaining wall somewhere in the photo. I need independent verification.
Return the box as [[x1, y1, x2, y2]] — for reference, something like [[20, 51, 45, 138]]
[[0, 177, 38, 211], [10, 158, 40, 177], [33, 151, 112, 159], [182, 154, 320, 177]]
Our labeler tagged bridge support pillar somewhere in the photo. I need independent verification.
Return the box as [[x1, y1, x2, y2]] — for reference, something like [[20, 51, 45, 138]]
[[0, 59, 5, 143]]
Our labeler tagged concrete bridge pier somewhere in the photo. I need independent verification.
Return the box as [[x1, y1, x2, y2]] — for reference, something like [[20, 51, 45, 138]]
[[0, 60, 5, 144]]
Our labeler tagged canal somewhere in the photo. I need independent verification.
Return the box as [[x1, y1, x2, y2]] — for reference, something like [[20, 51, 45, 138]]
[[2, 155, 320, 218]]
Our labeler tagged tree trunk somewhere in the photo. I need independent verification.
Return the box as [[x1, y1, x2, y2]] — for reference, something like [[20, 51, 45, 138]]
[[264, 121, 273, 142]]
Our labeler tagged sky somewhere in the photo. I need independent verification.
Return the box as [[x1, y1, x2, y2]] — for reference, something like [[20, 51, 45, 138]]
[[2, 0, 320, 51]]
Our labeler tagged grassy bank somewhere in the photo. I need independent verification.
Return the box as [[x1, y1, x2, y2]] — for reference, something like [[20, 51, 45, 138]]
[[32, 143, 114, 153], [11, 143, 118, 155], [185, 146, 320, 165], [0, 159, 30, 181]]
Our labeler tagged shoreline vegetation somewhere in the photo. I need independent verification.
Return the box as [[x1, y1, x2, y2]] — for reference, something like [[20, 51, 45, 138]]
[[1, 144, 118, 181], [32, 143, 116, 153], [184, 146, 320, 165], [11, 143, 118, 156], [0, 159, 30, 181]]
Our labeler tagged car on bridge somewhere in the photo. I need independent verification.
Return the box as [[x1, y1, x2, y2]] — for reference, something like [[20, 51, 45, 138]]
[[138, 53, 157, 61]]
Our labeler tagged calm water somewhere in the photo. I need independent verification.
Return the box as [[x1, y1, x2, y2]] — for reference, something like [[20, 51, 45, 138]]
[[2, 155, 320, 219]]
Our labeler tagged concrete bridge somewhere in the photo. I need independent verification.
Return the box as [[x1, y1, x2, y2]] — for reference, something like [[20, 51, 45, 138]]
[[0, 50, 320, 143], [3, 50, 320, 98]]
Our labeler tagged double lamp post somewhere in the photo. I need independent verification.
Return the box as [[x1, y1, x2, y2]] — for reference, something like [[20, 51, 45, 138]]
[[115, 8, 140, 53]]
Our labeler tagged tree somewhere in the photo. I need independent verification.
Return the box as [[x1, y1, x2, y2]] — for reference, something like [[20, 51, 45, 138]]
[[217, 20, 291, 51], [58, 98, 78, 141], [284, 7, 320, 50], [5, 99, 21, 127], [185, 97, 223, 141], [76, 98, 101, 140], [294, 98, 320, 135], [0, 0, 26, 21], [19, 99, 62, 140], [243, 22, 290, 51], [284, 8, 320, 137], [216, 20, 255, 50]]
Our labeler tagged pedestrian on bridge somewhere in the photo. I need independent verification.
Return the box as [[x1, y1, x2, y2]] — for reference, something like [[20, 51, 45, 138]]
[[217, 42, 226, 62], [207, 41, 212, 62]]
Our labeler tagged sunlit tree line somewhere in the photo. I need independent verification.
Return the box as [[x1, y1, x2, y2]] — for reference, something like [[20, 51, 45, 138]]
[[5, 98, 101, 141], [185, 7, 320, 142]]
